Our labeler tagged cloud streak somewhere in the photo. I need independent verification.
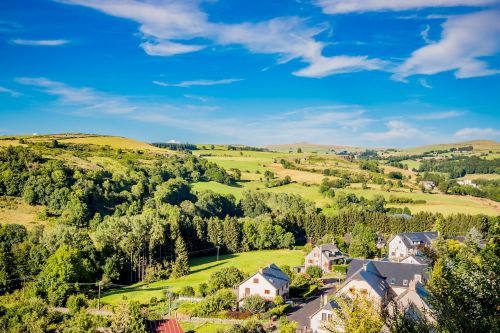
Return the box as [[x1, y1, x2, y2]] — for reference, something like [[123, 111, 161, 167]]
[[11, 39, 70, 46], [413, 110, 464, 120], [394, 10, 500, 80], [0, 86, 21, 97], [153, 78, 243, 88], [315, 0, 496, 14], [58, 0, 385, 78], [455, 127, 500, 139]]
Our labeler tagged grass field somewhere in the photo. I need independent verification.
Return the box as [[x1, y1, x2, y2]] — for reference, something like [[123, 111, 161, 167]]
[[100, 249, 305, 305], [0, 197, 42, 228]]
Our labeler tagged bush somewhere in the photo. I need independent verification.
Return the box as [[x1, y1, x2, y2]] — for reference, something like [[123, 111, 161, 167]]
[[66, 293, 87, 315], [179, 286, 195, 297], [241, 294, 267, 314], [193, 289, 236, 316], [305, 265, 322, 279], [301, 285, 318, 298], [208, 266, 245, 293], [270, 303, 291, 316], [197, 282, 209, 297]]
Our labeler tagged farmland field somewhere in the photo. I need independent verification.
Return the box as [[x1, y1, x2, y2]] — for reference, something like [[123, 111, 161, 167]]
[[100, 249, 305, 305]]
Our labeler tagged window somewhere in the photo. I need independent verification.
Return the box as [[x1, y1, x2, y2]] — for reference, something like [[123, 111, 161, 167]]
[[245, 288, 250, 296], [253, 278, 259, 283], [390, 278, 396, 285], [308, 260, 313, 264], [349, 287, 355, 294], [403, 280, 408, 286], [322, 313, 327, 321], [264, 290, 270, 295], [360, 289, 368, 295], [277, 290, 280, 295]]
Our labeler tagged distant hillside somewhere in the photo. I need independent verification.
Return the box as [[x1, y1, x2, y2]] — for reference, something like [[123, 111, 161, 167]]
[[398, 140, 500, 154], [0, 133, 167, 152], [264, 140, 499, 154], [264, 141, 366, 153]]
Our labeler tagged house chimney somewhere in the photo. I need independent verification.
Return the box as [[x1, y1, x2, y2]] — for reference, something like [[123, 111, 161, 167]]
[[414, 274, 422, 283], [363, 263, 368, 271], [409, 279, 417, 291]]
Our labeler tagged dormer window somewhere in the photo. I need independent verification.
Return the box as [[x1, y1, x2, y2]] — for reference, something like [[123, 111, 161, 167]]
[[390, 278, 396, 285], [403, 280, 408, 286]]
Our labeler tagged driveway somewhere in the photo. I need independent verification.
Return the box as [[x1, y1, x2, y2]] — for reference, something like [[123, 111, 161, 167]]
[[287, 285, 336, 330]]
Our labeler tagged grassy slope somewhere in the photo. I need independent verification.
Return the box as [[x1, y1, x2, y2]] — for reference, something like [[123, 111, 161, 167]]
[[180, 322, 232, 332], [100, 249, 305, 305], [0, 197, 42, 229]]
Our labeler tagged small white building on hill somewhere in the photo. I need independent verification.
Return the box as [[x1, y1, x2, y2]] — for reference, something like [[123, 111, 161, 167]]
[[237, 263, 290, 302]]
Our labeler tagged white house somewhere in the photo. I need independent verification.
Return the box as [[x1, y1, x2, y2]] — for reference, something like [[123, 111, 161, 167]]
[[457, 179, 477, 187], [304, 243, 345, 273], [237, 263, 290, 303], [388, 232, 437, 262], [310, 297, 343, 333], [419, 181, 435, 190], [309, 260, 431, 332]]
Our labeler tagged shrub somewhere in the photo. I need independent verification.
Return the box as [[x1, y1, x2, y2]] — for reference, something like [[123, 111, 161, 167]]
[[197, 282, 209, 297], [179, 286, 195, 297], [241, 295, 267, 314], [66, 293, 87, 315], [193, 289, 236, 316], [274, 295, 284, 306], [270, 303, 291, 316], [305, 265, 322, 279], [208, 266, 245, 293], [301, 285, 318, 298]]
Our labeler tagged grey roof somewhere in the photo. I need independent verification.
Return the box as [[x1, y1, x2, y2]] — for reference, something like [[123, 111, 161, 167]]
[[398, 232, 438, 249], [318, 243, 343, 258], [347, 261, 389, 298], [323, 299, 340, 311], [403, 255, 432, 265], [259, 263, 291, 289], [346, 259, 429, 289]]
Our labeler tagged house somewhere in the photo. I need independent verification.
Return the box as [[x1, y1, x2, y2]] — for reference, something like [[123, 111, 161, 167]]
[[336, 259, 429, 308], [310, 260, 430, 332], [387, 280, 434, 324], [388, 232, 437, 261], [237, 263, 290, 302], [419, 181, 435, 190], [457, 179, 477, 187], [304, 243, 345, 273], [310, 297, 343, 333]]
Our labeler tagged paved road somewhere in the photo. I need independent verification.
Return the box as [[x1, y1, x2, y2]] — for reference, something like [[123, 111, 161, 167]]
[[287, 285, 335, 330]]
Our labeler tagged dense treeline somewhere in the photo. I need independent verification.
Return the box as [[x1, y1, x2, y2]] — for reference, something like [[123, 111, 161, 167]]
[[419, 156, 500, 178], [150, 142, 198, 150]]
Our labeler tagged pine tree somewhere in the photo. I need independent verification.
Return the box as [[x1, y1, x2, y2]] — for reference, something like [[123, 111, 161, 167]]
[[172, 236, 189, 278], [223, 216, 241, 253]]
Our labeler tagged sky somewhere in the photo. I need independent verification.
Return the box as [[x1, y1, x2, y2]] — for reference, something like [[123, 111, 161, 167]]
[[0, 0, 499, 147]]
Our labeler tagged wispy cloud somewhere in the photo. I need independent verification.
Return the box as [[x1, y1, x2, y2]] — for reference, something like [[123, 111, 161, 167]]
[[153, 78, 243, 88], [420, 25, 433, 44], [184, 94, 210, 102], [11, 39, 70, 46], [0, 86, 21, 97], [413, 110, 464, 120], [455, 127, 500, 139], [418, 78, 432, 89], [58, 0, 385, 78], [394, 10, 500, 80], [315, 0, 496, 14], [363, 120, 438, 145]]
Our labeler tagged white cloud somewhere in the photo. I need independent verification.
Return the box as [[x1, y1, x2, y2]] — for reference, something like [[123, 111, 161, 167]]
[[455, 127, 500, 139], [293, 55, 387, 78], [363, 120, 436, 144], [184, 94, 209, 102], [420, 25, 433, 44], [153, 78, 243, 87], [0, 86, 21, 97], [413, 110, 464, 120], [394, 10, 500, 80], [418, 78, 432, 88], [315, 0, 496, 14], [11, 39, 70, 46], [58, 0, 385, 78]]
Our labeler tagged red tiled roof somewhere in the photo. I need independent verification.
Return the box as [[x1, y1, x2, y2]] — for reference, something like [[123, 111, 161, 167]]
[[148, 319, 184, 333]]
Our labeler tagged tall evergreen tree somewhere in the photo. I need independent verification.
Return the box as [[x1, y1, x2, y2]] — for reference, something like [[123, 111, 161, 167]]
[[171, 236, 189, 278], [223, 216, 241, 253]]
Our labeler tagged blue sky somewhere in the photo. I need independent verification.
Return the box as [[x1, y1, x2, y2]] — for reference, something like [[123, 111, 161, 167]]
[[0, 0, 499, 147]]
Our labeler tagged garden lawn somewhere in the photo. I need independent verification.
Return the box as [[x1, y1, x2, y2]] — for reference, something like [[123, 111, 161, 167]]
[[100, 249, 305, 305]]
